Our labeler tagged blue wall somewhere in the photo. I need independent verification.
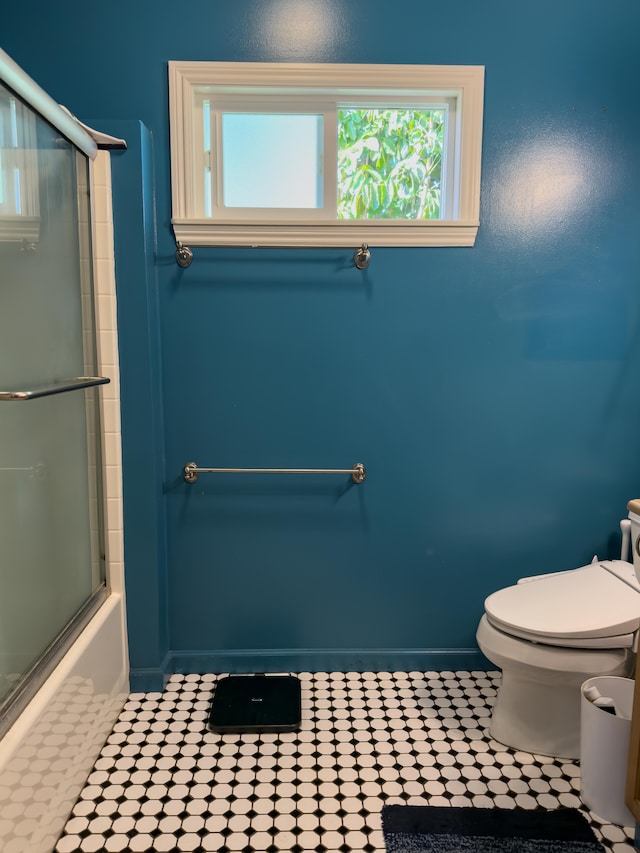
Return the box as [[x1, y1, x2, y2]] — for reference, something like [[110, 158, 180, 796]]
[[5, 0, 640, 686]]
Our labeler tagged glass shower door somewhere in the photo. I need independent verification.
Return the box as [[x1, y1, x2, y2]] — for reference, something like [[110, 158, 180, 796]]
[[0, 79, 107, 733]]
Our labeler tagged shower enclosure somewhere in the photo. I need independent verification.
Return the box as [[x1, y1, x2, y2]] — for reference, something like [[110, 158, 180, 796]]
[[0, 70, 110, 739], [0, 54, 128, 853]]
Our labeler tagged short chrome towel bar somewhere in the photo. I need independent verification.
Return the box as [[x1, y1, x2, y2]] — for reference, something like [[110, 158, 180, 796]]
[[183, 461, 366, 484], [174, 240, 372, 270], [0, 376, 110, 401]]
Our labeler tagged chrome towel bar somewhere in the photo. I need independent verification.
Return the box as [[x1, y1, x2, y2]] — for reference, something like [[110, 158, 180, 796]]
[[0, 376, 110, 401], [183, 461, 366, 484], [175, 240, 372, 270]]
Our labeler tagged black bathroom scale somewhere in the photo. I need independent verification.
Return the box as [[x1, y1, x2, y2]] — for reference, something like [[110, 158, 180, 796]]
[[207, 674, 301, 733]]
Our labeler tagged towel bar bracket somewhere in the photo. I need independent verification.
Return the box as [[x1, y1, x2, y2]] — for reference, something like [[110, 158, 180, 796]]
[[354, 243, 370, 269], [176, 241, 193, 268]]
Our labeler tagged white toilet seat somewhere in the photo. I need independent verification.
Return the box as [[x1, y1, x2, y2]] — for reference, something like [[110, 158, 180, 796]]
[[484, 560, 640, 648], [477, 615, 632, 675], [484, 614, 635, 648]]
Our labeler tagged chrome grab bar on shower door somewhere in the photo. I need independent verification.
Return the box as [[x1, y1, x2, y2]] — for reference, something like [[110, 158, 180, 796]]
[[0, 376, 110, 401], [183, 461, 367, 484]]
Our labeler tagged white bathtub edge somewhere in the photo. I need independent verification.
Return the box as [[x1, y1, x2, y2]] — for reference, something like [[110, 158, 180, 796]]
[[0, 593, 129, 853]]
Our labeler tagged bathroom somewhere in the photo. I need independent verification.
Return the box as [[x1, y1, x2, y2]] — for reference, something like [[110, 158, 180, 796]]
[[2, 0, 640, 851]]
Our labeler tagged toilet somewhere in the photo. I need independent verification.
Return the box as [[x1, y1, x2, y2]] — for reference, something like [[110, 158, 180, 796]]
[[476, 501, 640, 759]]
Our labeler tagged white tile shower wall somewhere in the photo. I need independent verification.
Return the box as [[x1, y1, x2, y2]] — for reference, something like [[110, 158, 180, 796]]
[[0, 150, 129, 853], [79, 156, 102, 589], [92, 151, 125, 601]]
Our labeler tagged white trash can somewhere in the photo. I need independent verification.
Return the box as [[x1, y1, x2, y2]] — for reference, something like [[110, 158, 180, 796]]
[[580, 675, 634, 827]]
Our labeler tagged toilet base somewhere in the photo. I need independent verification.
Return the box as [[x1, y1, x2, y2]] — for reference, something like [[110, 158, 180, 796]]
[[490, 670, 586, 759]]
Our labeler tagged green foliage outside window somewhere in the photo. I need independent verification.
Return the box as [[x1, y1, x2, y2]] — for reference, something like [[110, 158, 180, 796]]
[[337, 108, 444, 220]]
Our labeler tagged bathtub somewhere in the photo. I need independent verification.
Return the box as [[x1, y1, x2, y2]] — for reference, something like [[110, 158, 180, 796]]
[[0, 593, 128, 853]]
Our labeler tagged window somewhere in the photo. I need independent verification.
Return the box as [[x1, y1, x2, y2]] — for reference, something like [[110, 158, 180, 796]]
[[169, 62, 484, 248]]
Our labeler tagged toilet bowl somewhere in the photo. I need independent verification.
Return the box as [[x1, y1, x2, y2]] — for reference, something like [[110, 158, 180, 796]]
[[476, 556, 640, 759]]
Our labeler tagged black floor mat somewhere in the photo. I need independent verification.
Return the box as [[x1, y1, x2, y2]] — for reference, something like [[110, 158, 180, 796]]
[[207, 674, 302, 733]]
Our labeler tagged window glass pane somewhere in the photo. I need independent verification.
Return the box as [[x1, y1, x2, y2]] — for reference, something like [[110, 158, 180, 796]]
[[222, 113, 323, 209], [337, 108, 445, 220], [203, 99, 212, 217]]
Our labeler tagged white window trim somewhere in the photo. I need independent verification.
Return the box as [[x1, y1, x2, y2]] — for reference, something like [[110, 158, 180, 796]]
[[168, 61, 484, 249]]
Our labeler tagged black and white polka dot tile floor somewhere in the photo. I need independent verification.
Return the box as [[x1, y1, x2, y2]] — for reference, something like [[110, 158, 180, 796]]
[[54, 671, 635, 852]]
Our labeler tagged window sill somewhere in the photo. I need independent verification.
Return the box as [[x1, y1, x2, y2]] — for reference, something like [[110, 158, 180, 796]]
[[0, 216, 40, 243], [171, 218, 479, 249]]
